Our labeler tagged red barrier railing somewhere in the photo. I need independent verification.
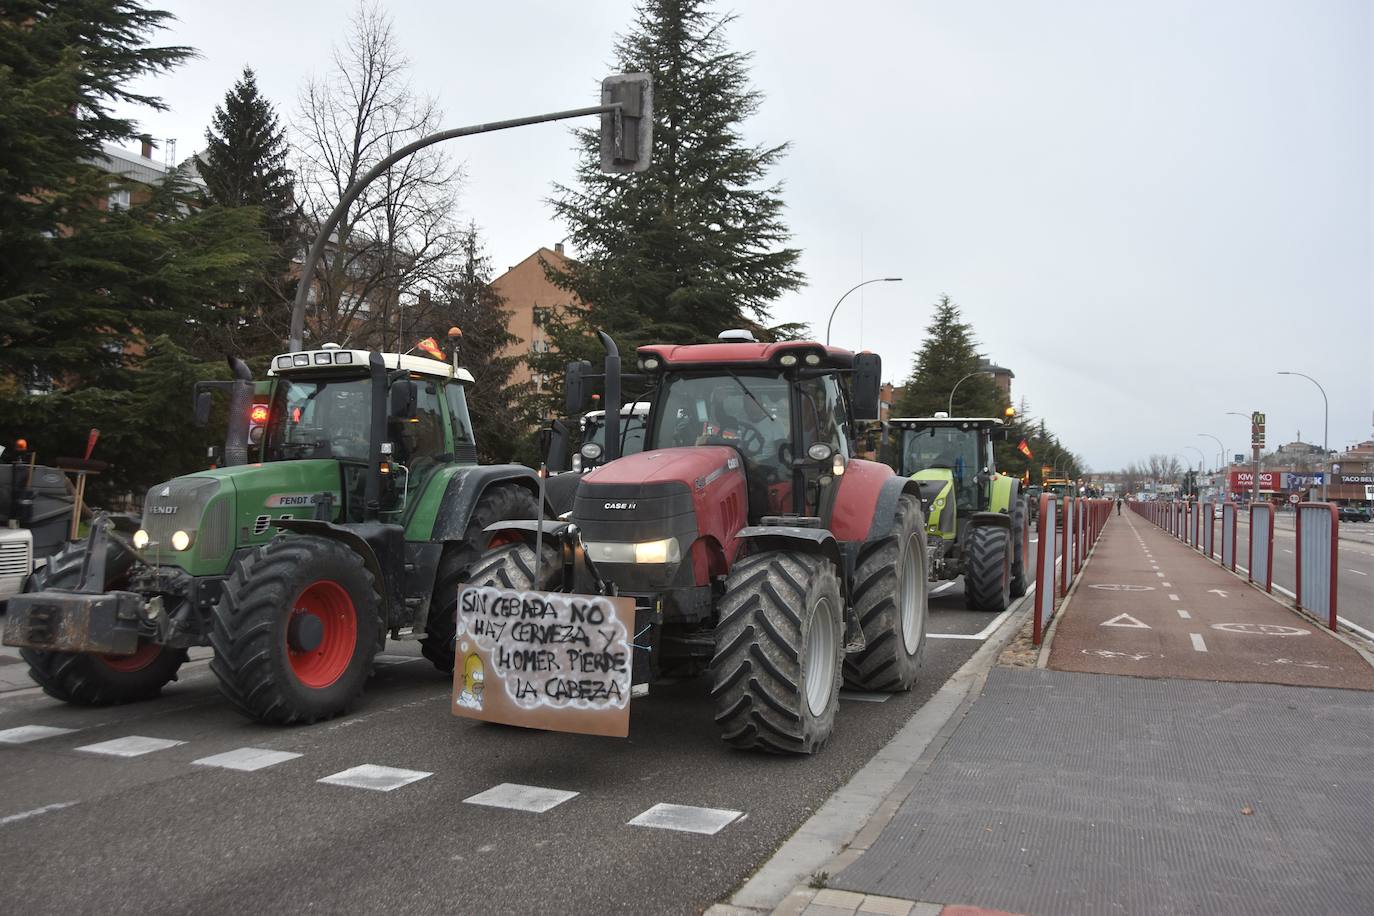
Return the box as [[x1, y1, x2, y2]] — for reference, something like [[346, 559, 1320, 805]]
[[1032, 497, 1112, 645], [1295, 502, 1338, 631]]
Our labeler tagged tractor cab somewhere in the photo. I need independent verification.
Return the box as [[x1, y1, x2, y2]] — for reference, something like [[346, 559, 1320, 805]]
[[574, 401, 651, 472], [888, 414, 1004, 536]]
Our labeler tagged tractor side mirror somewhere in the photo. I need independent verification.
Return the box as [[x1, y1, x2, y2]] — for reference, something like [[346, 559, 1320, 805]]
[[851, 353, 882, 420], [193, 390, 213, 428], [564, 360, 593, 414], [389, 380, 418, 420]]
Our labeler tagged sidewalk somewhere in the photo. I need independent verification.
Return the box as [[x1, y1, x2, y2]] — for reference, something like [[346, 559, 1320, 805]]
[[762, 515, 1374, 916]]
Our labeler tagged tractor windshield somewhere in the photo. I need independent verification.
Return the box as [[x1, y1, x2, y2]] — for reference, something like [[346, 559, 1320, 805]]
[[585, 412, 648, 456], [262, 377, 372, 462], [902, 426, 979, 511]]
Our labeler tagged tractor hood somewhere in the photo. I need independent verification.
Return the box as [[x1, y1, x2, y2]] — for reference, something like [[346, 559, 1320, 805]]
[[582, 447, 740, 489], [139, 460, 342, 576]]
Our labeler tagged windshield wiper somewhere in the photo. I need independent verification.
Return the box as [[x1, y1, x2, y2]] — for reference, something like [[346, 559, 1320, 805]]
[[723, 370, 775, 424]]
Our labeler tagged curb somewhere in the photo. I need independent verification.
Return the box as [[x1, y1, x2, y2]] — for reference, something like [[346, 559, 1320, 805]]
[[715, 589, 1034, 915]]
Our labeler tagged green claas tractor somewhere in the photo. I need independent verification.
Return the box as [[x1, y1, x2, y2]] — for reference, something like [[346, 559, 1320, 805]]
[[3, 345, 542, 723], [886, 414, 1029, 611]]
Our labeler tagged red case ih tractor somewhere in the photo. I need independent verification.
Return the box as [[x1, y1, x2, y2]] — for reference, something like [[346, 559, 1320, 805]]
[[473, 331, 929, 754]]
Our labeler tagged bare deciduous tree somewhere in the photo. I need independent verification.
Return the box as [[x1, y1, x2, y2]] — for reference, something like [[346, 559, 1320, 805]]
[[292, 1, 462, 349]]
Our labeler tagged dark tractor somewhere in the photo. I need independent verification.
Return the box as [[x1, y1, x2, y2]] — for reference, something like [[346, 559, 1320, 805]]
[[469, 330, 930, 754], [886, 414, 1031, 611], [4, 346, 542, 723]]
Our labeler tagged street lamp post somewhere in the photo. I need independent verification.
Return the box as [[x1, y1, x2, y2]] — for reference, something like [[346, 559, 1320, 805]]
[[947, 371, 979, 415], [1278, 371, 1329, 502], [1198, 433, 1225, 473], [824, 278, 903, 346]]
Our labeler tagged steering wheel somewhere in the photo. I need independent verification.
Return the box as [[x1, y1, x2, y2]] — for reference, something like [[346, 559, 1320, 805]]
[[732, 422, 766, 457]]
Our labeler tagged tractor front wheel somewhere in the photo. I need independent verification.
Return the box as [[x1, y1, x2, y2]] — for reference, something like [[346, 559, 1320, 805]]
[[20, 542, 186, 706], [421, 485, 542, 674], [964, 525, 1011, 612], [711, 551, 842, 755], [210, 535, 380, 724], [844, 493, 928, 691]]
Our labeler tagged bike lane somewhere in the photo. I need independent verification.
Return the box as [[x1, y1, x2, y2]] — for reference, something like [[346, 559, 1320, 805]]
[[1047, 512, 1374, 689]]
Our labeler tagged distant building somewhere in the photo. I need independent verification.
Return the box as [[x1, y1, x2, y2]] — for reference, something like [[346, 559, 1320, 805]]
[[488, 243, 581, 391], [977, 358, 1015, 400]]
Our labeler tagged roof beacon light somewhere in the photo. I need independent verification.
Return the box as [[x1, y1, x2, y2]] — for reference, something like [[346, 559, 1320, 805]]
[[718, 329, 757, 343]]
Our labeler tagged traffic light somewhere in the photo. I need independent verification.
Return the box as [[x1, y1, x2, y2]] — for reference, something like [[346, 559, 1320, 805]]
[[600, 74, 653, 173]]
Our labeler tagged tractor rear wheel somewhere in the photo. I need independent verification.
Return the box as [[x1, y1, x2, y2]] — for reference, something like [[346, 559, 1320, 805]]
[[421, 485, 542, 674], [964, 525, 1011, 611], [844, 494, 928, 691], [711, 551, 842, 755], [20, 542, 186, 706], [1009, 496, 1029, 598], [210, 535, 380, 724]]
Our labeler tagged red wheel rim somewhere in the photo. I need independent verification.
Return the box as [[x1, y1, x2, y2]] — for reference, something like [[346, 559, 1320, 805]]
[[99, 641, 162, 673], [287, 580, 358, 689], [488, 531, 520, 548]]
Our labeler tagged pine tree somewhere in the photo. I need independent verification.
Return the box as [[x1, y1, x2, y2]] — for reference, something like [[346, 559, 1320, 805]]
[[540, 0, 805, 387], [892, 296, 1004, 419], [197, 66, 298, 355], [0, 0, 194, 381], [435, 226, 535, 464]]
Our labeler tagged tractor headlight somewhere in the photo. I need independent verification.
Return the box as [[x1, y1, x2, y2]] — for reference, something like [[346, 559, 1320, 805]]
[[170, 530, 192, 551], [580, 442, 603, 462], [132, 529, 150, 549], [584, 538, 680, 565], [779, 353, 798, 367], [804, 352, 821, 366]]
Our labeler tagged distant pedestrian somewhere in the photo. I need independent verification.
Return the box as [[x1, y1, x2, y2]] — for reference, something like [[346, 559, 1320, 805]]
[[1116, 496, 1123, 516]]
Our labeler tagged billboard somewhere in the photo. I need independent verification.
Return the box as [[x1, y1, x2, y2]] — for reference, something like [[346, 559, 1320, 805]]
[[1229, 470, 1281, 491]]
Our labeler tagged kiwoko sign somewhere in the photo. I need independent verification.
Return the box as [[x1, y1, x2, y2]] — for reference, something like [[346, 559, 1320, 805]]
[[1230, 471, 1281, 491]]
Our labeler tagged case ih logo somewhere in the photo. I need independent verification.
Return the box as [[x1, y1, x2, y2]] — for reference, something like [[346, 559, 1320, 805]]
[[603, 502, 637, 510]]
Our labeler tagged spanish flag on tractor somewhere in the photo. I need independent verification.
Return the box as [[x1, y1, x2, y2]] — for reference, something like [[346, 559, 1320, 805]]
[[416, 337, 445, 361], [1018, 439, 1033, 459]]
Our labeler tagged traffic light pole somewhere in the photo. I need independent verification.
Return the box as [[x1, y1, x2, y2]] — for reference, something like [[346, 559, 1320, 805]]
[[288, 76, 651, 351]]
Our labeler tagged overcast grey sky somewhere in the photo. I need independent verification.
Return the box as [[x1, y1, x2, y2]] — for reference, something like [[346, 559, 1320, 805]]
[[111, 0, 1372, 471]]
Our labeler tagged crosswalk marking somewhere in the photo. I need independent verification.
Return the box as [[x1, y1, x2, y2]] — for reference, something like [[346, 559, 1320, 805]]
[[464, 783, 579, 813], [192, 748, 303, 772], [0, 725, 78, 745], [628, 802, 743, 835], [77, 736, 185, 757], [318, 764, 432, 792]]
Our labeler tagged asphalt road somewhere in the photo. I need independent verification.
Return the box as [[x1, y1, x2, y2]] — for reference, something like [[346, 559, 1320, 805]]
[[0, 572, 1028, 916], [1234, 515, 1374, 636]]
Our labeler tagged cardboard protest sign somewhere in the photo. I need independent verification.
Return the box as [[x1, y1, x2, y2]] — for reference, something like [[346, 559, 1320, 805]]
[[451, 586, 636, 738]]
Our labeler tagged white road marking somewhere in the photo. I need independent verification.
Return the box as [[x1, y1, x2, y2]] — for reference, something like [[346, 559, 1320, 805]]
[[1190, 633, 1208, 652], [928, 599, 1024, 641], [1101, 613, 1150, 629], [1350, 569, 1368, 576], [463, 783, 578, 813], [1211, 623, 1310, 636], [192, 747, 303, 772], [930, 581, 957, 595], [1168, 594, 1180, 601], [374, 654, 423, 666], [628, 802, 743, 835], [1207, 589, 1230, 598], [1283, 548, 1293, 554], [0, 801, 76, 826], [0, 725, 77, 745], [1083, 649, 1150, 660], [839, 690, 892, 703], [318, 764, 432, 792], [1177, 609, 1192, 620], [1162, 582, 1172, 587], [77, 736, 185, 757], [1155, 571, 1165, 577]]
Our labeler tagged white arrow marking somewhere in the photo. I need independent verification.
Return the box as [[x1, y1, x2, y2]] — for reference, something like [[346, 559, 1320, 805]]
[[1101, 613, 1151, 629], [1207, 589, 1229, 598]]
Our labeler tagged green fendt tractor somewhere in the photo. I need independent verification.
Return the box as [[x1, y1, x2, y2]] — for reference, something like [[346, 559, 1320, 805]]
[[3, 345, 541, 723], [886, 414, 1029, 611]]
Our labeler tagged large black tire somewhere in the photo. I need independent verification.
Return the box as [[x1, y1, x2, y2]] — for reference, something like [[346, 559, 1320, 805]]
[[843, 494, 928, 691], [710, 551, 842, 755], [964, 525, 1011, 612], [466, 541, 561, 592], [210, 535, 380, 724], [420, 485, 542, 674], [19, 542, 186, 706], [1009, 495, 1029, 599]]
